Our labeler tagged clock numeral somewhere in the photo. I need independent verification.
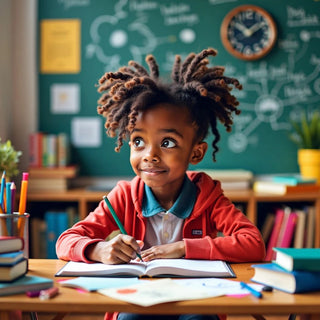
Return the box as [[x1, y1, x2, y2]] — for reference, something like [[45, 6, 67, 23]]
[[235, 43, 244, 52], [253, 43, 262, 52], [243, 46, 253, 55]]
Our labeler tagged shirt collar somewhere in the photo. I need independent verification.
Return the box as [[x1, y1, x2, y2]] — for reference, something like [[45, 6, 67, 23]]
[[142, 175, 196, 219]]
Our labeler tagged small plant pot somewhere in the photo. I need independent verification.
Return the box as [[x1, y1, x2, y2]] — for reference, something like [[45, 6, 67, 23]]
[[298, 149, 320, 184]]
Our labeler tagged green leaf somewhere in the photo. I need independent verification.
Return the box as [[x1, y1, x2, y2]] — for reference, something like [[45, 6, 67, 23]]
[[0, 138, 22, 179], [289, 111, 320, 149]]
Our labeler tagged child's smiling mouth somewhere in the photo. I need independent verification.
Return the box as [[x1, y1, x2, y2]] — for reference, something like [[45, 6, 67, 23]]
[[140, 167, 167, 175]]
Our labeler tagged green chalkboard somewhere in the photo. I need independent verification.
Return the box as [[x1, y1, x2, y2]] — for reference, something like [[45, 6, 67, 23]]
[[38, 0, 320, 177]]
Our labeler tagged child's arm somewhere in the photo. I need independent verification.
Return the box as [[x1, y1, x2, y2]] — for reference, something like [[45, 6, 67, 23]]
[[183, 196, 266, 262], [56, 189, 128, 263]]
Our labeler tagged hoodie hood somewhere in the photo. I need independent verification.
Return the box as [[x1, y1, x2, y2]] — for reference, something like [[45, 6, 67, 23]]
[[129, 171, 223, 220]]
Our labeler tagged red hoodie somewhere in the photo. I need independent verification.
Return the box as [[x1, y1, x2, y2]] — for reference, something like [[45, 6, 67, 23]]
[[56, 171, 265, 320]]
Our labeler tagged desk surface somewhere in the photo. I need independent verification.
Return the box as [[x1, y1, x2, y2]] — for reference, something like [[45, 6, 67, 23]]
[[0, 259, 320, 318]]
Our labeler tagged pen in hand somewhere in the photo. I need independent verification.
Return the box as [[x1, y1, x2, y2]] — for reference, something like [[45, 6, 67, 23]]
[[240, 281, 263, 299], [103, 195, 143, 261]]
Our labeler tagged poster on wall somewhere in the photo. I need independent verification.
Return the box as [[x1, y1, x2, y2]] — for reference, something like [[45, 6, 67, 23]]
[[40, 19, 81, 74]]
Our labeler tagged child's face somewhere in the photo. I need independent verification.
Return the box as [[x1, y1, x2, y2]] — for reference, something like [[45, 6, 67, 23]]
[[129, 103, 207, 196]]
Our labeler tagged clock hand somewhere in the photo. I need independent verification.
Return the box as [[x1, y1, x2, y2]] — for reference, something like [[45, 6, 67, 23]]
[[234, 22, 251, 37], [247, 22, 264, 36]]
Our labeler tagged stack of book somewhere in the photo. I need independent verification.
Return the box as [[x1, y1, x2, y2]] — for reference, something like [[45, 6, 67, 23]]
[[253, 174, 320, 195], [197, 168, 253, 191], [0, 236, 28, 282], [0, 236, 54, 296], [29, 132, 71, 168], [251, 248, 320, 293], [28, 165, 78, 192]]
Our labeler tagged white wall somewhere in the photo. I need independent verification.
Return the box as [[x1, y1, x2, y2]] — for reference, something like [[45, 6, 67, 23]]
[[0, 0, 37, 172], [0, 0, 12, 143]]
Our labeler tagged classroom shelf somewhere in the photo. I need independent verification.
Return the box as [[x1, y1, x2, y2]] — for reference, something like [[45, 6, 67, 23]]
[[26, 189, 320, 248]]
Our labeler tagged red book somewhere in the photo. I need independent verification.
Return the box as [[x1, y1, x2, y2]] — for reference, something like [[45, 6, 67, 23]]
[[278, 212, 298, 248], [265, 209, 284, 261], [0, 236, 24, 254], [29, 132, 43, 167]]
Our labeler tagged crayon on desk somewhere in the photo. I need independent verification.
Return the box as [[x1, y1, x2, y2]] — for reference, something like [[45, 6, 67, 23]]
[[26, 290, 41, 298], [240, 281, 263, 299], [103, 195, 143, 261]]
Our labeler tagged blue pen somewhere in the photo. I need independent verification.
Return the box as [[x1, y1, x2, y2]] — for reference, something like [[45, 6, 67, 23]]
[[0, 171, 5, 212], [240, 281, 263, 299], [6, 182, 12, 214]]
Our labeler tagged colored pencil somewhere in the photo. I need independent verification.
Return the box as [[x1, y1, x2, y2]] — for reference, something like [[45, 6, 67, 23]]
[[103, 195, 143, 261]]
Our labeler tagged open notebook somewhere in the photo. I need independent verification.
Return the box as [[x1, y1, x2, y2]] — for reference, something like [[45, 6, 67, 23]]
[[55, 259, 235, 278]]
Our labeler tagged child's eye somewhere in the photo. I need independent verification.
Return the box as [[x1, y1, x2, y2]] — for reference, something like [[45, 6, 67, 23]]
[[132, 137, 145, 148], [161, 138, 176, 148]]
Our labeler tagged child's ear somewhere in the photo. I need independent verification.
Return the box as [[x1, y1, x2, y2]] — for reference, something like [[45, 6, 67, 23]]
[[190, 141, 208, 165]]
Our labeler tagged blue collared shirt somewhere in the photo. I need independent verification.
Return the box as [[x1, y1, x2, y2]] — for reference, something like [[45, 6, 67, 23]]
[[142, 175, 197, 218], [142, 175, 197, 248]]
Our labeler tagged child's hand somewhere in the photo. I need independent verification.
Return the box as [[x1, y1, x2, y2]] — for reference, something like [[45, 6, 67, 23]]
[[141, 241, 185, 262], [85, 234, 142, 264]]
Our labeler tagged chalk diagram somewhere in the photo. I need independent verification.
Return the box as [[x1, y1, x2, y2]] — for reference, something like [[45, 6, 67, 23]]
[[86, 2, 319, 154], [85, 0, 197, 72], [226, 13, 320, 153]]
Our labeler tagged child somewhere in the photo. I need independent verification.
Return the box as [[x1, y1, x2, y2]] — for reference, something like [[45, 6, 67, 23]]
[[56, 48, 266, 320]]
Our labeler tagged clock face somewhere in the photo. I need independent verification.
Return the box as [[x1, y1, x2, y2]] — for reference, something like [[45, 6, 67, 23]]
[[221, 5, 277, 60]]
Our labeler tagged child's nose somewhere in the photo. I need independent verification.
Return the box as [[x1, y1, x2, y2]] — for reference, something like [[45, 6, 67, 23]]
[[143, 146, 160, 163]]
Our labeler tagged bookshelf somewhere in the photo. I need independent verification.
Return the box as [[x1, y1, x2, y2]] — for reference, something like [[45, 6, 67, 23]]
[[26, 189, 104, 220], [25, 189, 320, 248]]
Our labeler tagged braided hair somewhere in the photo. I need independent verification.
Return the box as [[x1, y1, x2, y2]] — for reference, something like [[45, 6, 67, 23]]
[[97, 48, 242, 162]]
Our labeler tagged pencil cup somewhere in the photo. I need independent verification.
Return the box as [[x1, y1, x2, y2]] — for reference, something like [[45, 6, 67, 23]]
[[0, 212, 30, 259]]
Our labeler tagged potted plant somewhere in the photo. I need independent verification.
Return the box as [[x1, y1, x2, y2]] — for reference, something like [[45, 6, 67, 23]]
[[0, 139, 22, 180], [289, 110, 320, 183]]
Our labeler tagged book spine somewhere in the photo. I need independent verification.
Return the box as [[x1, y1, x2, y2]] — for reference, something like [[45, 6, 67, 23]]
[[305, 206, 315, 248], [276, 207, 291, 247], [29, 132, 43, 167], [45, 212, 58, 259], [293, 210, 307, 248], [294, 270, 320, 293], [265, 209, 284, 261], [46, 135, 57, 167], [56, 212, 69, 240], [278, 212, 298, 248], [57, 133, 70, 167]]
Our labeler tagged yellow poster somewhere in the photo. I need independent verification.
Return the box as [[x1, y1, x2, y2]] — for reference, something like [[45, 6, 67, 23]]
[[40, 19, 81, 74]]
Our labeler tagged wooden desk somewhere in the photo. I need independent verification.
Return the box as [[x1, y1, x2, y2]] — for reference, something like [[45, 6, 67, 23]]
[[0, 260, 320, 320]]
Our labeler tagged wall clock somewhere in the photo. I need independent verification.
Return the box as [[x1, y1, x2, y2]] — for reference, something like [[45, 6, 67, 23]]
[[220, 5, 277, 61]]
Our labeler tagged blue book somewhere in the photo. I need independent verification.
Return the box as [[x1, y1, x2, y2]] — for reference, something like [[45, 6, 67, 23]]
[[0, 251, 24, 264], [56, 212, 69, 239], [251, 263, 320, 293], [0, 275, 53, 296], [272, 175, 317, 186], [0, 257, 28, 282], [45, 211, 58, 259], [45, 211, 69, 259], [273, 247, 320, 272]]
